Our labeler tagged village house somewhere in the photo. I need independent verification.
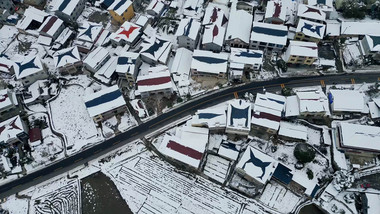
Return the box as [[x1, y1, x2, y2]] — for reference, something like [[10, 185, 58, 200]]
[[0, 115, 28, 145], [48, 0, 86, 23], [251, 92, 285, 134], [226, 99, 252, 136], [74, 22, 104, 53], [297, 4, 326, 24], [54, 46, 82, 75], [224, 4, 252, 49], [83, 47, 111, 73], [340, 22, 380, 38], [191, 107, 227, 132], [0, 56, 15, 76], [360, 35, 380, 58], [158, 126, 209, 170], [136, 66, 175, 99], [140, 36, 172, 65], [110, 21, 142, 47], [16, 7, 49, 34], [14, 55, 48, 86], [335, 122, 380, 158], [201, 3, 229, 52], [116, 51, 141, 90], [146, 0, 165, 17], [0, 89, 22, 122], [107, 0, 134, 24], [84, 85, 127, 123], [278, 121, 308, 142], [37, 16, 65, 41], [190, 50, 229, 78], [229, 48, 263, 72], [235, 146, 278, 187], [295, 87, 330, 117], [250, 22, 288, 54], [264, 0, 286, 24], [328, 89, 366, 115], [295, 19, 326, 42], [284, 41, 318, 65], [175, 18, 201, 51]]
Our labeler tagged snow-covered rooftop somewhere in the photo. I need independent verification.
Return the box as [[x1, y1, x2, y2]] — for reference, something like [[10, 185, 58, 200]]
[[307, 0, 333, 11], [0, 89, 14, 110], [84, 85, 126, 118], [135, 15, 148, 27], [364, 35, 380, 52], [341, 21, 380, 36], [107, 0, 132, 16], [285, 95, 300, 117], [140, 36, 172, 64], [137, 67, 175, 94], [329, 89, 365, 113], [297, 4, 326, 22], [325, 20, 341, 37], [236, 146, 277, 184], [227, 99, 252, 132], [218, 141, 239, 161], [158, 126, 209, 168], [265, 1, 286, 21], [14, 55, 44, 80], [229, 48, 263, 66], [94, 56, 118, 81], [339, 122, 380, 152], [250, 22, 288, 46], [369, 99, 380, 119], [252, 92, 285, 131], [171, 48, 193, 76], [110, 21, 141, 44], [0, 56, 15, 74], [54, 46, 81, 68], [83, 47, 110, 70], [202, 2, 229, 25], [191, 50, 228, 75], [225, 7, 252, 44], [0, 115, 25, 144], [278, 121, 308, 141], [175, 18, 201, 41], [192, 107, 227, 129], [295, 88, 330, 115], [49, 0, 81, 16], [284, 40, 318, 61], [37, 16, 63, 37], [116, 51, 139, 75], [16, 7, 49, 30], [365, 193, 380, 214], [77, 21, 103, 43], [54, 27, 74, 48], [202, 22, 226, 47], [296, 19, 326, 39], [146, 0, 165, 15]]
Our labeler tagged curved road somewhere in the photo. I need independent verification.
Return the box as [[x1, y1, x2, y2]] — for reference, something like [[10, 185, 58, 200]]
[[0, 73, 378, 198]]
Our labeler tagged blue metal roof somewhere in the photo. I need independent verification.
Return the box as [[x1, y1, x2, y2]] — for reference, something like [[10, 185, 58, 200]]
[[310, 184, 320, 198], [101, 0, 115, 8], [252, 26, 287, 37], [198, 113, 223, 119], [58, 0, 71, 12], [56, 48, 77, 67], [183, 18, 194, 36], [85, 88, 122, 108], [143, 38, 167, 57], [272, 163, 293, 185], [230, 104, 249, 127], [242, 148, 272, 180], [220, 141, 239, 152], [16, 57, 40, 76], [193, 56, 227, 64], [79, 24, 98, 41], [117, 56, 135, 65], [268, 97, 285, 105], [301, 23, 323, 37], [113, 0, 126, 11], [235, 51, 262, 58]]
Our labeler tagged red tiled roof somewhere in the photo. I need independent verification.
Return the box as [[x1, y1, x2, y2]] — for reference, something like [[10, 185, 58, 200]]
[[41, 16, 58, 33], [253, 112, 281, 122], [118, 26, 139, 38], [29, 127, 42, 142], [138, 76, 171, 86], [167, 140, 203, 160]]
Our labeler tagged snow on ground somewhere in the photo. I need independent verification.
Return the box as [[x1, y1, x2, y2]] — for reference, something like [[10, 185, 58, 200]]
[[102, 150, 277, 214], [118, 112, 138, 132], [0, 25, 18, 53], [49, 85, 103, 155], [307, 127, 322, 146], [130, 99, 149, 119], [0, 195, 29, 214], [3, 34, 37, 59], [28, 103, 47, 112], [259, 181, 301, 213]]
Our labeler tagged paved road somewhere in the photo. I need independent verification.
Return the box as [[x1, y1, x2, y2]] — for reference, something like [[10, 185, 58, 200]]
[[0, 73, 378, 198]]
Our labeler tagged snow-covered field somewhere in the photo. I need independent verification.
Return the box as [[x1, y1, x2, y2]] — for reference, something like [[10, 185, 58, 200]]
[[50, 85, 103, 155]]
